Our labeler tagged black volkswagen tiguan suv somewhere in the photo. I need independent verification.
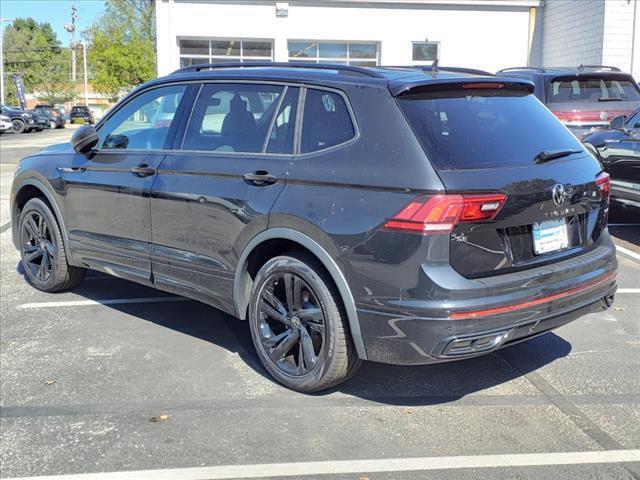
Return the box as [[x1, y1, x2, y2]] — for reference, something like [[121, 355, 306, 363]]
[[10, 63, 617, 392]]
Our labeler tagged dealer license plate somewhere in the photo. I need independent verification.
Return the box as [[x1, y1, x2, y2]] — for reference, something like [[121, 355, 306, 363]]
[[532, 219, 569, 255]]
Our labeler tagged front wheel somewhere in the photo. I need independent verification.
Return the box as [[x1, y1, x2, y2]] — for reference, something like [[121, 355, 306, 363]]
[[248, 254, 361, 392], [19, 198, 86, 292], [12, 119, 26, 134]]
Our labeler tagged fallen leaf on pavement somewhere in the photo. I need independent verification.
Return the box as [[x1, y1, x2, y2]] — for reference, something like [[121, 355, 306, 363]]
[[149, 414, 169, 423], [45, 380, 56, 385], [613, 307, 624, 311]]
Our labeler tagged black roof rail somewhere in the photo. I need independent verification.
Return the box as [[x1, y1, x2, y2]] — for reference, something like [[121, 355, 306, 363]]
[[496, 67, 546, 74], [577, 64, 621, 72], [170, 61, 387, 79]]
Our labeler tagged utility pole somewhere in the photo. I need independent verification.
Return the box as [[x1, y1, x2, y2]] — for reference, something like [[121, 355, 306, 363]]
[[0, 18, 15, 105], [64, 1, 78, 82], [83, 42, 88, 106]]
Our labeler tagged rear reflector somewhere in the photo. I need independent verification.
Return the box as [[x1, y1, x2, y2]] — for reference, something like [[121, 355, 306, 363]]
[[449, 271, 616, 320], [383, 193, 506, 235], [595, 171, 610, 198]]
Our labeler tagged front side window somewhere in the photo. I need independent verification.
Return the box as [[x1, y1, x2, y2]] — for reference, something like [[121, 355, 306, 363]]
[[412, 42, 439, 63], [100, 85, 186, 150], [288, 41, 378, 66], [182, 83, 283, 153], [301, 89, 355, 153]]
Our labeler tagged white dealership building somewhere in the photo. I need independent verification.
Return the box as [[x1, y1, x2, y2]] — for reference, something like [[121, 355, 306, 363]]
[[156, 0, 640, 79]]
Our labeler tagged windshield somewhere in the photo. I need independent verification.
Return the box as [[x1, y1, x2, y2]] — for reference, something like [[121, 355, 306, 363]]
[[397, 88, 584, 170], [548, 76, 640, 103]]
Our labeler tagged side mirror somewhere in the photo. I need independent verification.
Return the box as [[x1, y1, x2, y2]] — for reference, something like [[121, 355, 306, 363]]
[[71, 124, 99, 156], [609, 115, 626, 130]]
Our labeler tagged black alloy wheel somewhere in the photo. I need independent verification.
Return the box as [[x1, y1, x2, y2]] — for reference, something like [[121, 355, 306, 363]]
[[256, 271, 326, 376], [21, 210, 55, 283], [12, 119, 26, 134], [248, 254, 361, 392], [19, 198, 86, 292]]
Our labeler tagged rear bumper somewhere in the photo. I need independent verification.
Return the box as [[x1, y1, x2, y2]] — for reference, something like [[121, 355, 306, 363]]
[[356, 236, 617, 365]]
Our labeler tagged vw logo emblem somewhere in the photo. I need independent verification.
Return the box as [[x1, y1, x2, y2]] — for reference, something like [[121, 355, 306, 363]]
[[552, 184, 566, 207], [600, 111, 609, 121]]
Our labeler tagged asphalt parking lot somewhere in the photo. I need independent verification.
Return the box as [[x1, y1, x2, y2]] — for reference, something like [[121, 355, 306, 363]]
[[0, 129, 639, 479]]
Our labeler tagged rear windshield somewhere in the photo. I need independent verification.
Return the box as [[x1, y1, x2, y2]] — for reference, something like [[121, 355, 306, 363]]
[[548, 76, 640, 104], [397, 87, 583, 170]]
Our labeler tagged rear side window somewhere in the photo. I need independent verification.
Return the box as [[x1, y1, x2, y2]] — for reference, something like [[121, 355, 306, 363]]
[[548, 77, 640, 103], [182, 83, 283, 153], [300, 89, 355, 154], [397, 87, 584, 170]]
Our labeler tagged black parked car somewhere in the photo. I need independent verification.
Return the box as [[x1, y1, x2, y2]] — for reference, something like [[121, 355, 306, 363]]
[[582, 108, 640, 213], [69, 105, 94, 124], [10, 63, 617, 392], [33, 104, 66, 129], [496, 65, 640, 137], [0, 105, 45, 133]]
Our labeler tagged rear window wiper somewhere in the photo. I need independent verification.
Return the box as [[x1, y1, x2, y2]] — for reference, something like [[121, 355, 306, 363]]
[[534, 149, 582, 165], [598, 97, 623, 102]]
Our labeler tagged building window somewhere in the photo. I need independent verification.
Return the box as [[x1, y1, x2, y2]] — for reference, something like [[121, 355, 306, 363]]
[[179, 39, 273, 67], [288, 41, 378, 66], [412, 42, 439, 64]]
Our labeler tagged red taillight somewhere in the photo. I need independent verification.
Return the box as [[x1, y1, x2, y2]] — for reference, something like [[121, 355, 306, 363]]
[[383, 194, 507, 235], [552, 109, 634, 124], [595, 171, 610, 198], [462, 83, 505, 90]]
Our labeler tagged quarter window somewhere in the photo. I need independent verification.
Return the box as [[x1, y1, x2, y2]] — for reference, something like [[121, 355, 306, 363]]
[[182, 83, 283, 153], [179, 39, 273, 67], [301, 89, 355, 153], [266, 87, 299, 154], [100, 85, 186, 150], [288, 41, 378, 66]]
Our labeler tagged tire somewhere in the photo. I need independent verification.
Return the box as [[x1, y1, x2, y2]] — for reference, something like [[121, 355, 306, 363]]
[[11, 119, 26, 134], [248, 253, 361, 392], [19, 198, 86, 292], [35, 127, 43, 132]]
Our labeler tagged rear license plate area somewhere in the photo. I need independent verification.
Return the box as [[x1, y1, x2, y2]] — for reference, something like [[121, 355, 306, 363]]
[[532, 219, 570, 255]]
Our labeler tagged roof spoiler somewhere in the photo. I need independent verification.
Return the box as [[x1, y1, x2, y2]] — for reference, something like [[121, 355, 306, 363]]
[[390, 77, 535, 96]]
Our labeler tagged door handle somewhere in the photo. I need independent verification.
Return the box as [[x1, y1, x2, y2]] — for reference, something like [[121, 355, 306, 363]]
[[58, 166, 86, 173], [243, 171, 278, 186], [130, 164, 156, 177]]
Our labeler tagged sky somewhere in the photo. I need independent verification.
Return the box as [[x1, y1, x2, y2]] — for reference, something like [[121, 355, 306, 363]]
[[0, 0, 105, 45]]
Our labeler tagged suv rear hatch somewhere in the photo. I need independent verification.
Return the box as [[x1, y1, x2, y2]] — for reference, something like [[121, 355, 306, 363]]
[[546, 74, 640, 133], [395, 79, 610, 278]]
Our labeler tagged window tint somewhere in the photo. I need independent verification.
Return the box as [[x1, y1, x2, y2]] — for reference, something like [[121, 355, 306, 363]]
[[266, 87, 299, 154], [100, 85, 186, 150], [300, 89, 355, 154], [548, 77, 640, 103], [182, 83, 282, 153], [626, 109, 640, 129], [397, 87, 584, 170]]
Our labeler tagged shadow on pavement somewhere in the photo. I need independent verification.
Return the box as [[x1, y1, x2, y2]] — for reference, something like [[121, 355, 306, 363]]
[[16, 264, 572, 406]]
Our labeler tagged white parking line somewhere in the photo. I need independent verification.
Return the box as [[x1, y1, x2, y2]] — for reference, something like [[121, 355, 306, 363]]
[[618, 288, 640, 294], [617, 245, 640, 262], [4, 450, 640, 480], [17, 297, 191, 309]]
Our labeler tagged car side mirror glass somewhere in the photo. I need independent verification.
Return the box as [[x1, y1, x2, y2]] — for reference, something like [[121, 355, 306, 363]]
[[609, 115, 626, 130], [71, 125, 99, 156]]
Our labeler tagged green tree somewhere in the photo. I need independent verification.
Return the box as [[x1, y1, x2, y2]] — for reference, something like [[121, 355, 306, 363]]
[[84, 0, 156, 101], [2, 18, 75, 106]]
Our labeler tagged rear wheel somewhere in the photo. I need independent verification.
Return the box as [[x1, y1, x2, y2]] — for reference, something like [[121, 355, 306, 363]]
[[12, 119, 26, 134], [19, 198, 86, 292], [248, 253, 361, 392]]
